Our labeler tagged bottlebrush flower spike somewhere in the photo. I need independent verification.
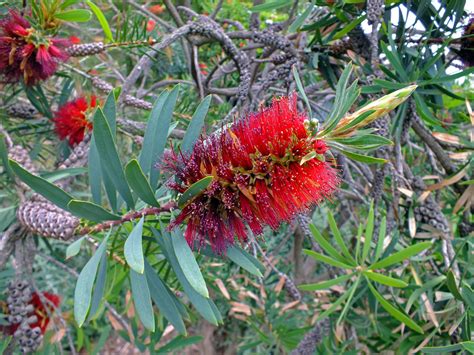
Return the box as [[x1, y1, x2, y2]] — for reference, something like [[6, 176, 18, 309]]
[[0, 10, 70, 85], [164, 94, 339, 253], [53, 96, 97, 146]]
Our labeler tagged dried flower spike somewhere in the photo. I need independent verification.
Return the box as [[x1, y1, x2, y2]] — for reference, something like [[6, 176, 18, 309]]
[[164, 94, 339, 253], [53, 96, 97, 146], [0, 10, 69, 85]]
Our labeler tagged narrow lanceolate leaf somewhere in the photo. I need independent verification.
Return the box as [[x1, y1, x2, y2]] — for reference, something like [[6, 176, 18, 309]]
[[0, 136, 13, 179], [361, 202, 375, 263], [66, 236, 85, 260], [93, 108, 134, 208], [130, 269, 155, 331], [446, 269, 464, 301], [139, 91, 169, 177], [367, 281, 424, 334], [421, 344, 464, 353], [309, 224, 355, 266], [88, 139, 102, 204], [149, 86, 180, 188], [124, 217, 145, 274], [125, 159, 159, 207], [9, 160, 73, 210], [316, 281, 354, 322], [74, 233, 109, 327], [328, 212, 356, 264], [226, 246, 264, 277], [337, 149, 388, 164], [171, 229, 209, 298], [374, 217, 387, 261], [370, 241, 432, 270], [251, 0, 290, 12], [54, 9, 92, 22], [363, 271, 408, 288], [144, 261, 186, 334], [178, 176, 213, 209], [86, 1, 113, 42], [181, 95, 212, 154], [67, 200, 121, 223], [87, 252, 107, 321], [288, 0, 315, 33], [292, 65, 312, 118], [299, 273, 354, 291], [303, 249, 353, 269]]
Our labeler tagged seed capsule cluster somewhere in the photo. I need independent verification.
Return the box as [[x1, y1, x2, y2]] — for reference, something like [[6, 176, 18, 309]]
[[6, 281, 43, 354], [17, 195, 79, 240], [6, 103, 38, 119], [414, 200, 450, 233], [66, 42, 105, 57]]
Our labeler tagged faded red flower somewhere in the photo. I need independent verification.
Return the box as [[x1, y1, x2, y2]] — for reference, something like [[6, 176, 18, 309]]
[[5, 291, 60, 336], [53, 96, 97, 146], [149, 4, 165, 15], [69, 35, 81, 44], [164, 95, 339, 253], [0, 10, 70, 85]]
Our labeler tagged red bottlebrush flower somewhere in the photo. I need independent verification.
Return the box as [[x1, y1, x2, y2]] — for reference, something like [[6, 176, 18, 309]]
[[149, 4, 165, 15], [4, 291, 60, 336], [164, 94, 339, 253], [146, 19, 156, 32], [69, 35, 81, 44], [0, 10, 70, 85], [29, 292, 61, 334], [53, 96, 97, 146]]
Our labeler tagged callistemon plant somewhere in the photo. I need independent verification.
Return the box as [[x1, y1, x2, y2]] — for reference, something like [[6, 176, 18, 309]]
[[164, 94, 340, 253], [53, 96, 97, 146], [0, 10, 69, 85]]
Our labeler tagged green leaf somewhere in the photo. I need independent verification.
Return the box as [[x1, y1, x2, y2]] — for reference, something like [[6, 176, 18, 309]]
[[362, 202, 375, 263], [181, 95, 212, 154], [251, 0, 290, 12], [299, 273, 354, 291], [124, 217, 145, 274], [337, 149, 387, 164], [144, 261, 186, 334], [446, 269, 464, 301], [86, 1, 113, 42], [303, 249, 353, 269], [66, 236, 85, 260], [178, 176, 213, 209], [363, 271, 408, 288], [67, 200, 121, 223], [462, 342, 474, 353], [309, 224, 355, 266], [88, 139, 102, 205], [74, 232, 109, 327], [316, 281, 355, 322], [337, 275, 361, 325], [0, 136, 13, 180], [226, 246, 264, 277], [461, 284, 474, 310], [332, 134, 392, 150], [54, 9, 92, 22], [157, 335, 203, 353], [370, 242, 432, 270], [139, 91, 169, 177], [93, 108, 134, 208], [153, 228, 220, 325], [87, 252, 107, 321], [9, 160, 73, 210], [171, 229, 209, 298], [367, 281, 424, 334], [130, 269, 155, 331], [327, 212, 356, 264], [288, 0, 315, 33], [374, 217, 386, 261], [149, 86, 180, 188], [42, 167, 87, 183], [421, 343, 463, 353], [292, 65, 312, 117], [125, 160, 159, 207], [333, 15, 365, 40]]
